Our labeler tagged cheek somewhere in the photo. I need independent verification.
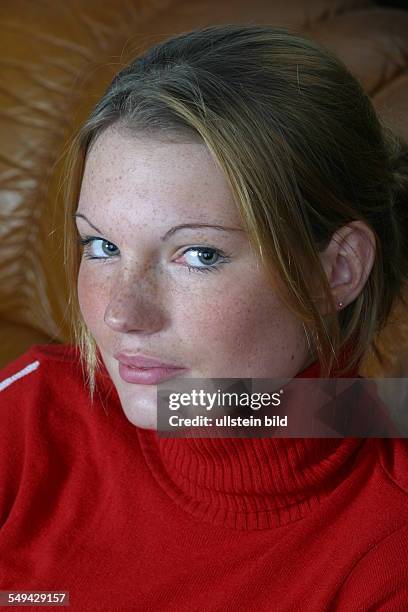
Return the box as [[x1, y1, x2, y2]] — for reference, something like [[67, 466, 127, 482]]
[[182, 279, 303, 376], [194, 289, 279, 345], [77, 264, 106, 333]]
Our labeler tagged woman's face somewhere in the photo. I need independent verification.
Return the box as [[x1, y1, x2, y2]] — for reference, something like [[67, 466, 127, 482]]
[[76, 126, 311, 429]]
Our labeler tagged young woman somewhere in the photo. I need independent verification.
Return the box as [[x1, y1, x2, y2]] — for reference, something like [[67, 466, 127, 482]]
[[1, 24, 407, 611]]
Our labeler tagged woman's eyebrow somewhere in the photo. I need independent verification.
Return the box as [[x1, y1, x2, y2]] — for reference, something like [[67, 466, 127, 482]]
[[160, 223, 244, 241], [73, 214, 243, 240], [74, 213, 102, 233]]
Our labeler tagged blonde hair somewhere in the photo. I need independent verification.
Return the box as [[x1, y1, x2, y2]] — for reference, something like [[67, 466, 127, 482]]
[[63, 24, 408, 402]]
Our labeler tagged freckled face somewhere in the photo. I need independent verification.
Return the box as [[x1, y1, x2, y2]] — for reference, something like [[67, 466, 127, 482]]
[[76, 126, 310, 429]]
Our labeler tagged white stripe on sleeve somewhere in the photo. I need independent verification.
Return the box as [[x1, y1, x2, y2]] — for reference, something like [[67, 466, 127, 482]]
[[0, 360, 40, 392]]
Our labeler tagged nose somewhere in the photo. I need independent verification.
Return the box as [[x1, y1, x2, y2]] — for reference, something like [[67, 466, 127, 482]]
[[103, 269, 166, 334]]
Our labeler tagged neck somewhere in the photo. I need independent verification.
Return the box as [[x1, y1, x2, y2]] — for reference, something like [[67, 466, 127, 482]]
[[135, 351, 364, 530]]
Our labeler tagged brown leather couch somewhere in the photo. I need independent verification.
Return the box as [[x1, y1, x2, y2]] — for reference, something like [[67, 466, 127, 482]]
[[1, 0, 408, 376]]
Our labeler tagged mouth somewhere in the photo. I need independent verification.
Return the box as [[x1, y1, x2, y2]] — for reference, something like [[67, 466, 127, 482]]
[[118, 363, 189, 385]]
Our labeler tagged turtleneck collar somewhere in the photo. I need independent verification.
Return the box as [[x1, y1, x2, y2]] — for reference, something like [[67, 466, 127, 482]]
[[134, 351, 365, 530]]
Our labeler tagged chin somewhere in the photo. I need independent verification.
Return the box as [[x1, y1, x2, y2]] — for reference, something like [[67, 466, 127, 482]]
[[116, 381, 158, 430], [99, 352, 158, 429], [123, 409, 157, 430]]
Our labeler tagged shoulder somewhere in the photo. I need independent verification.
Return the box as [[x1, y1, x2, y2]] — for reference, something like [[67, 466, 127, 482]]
[[0, 342, 125, 448], [0, 344, 85, 528], [0, 342, 119, 426], [0, 343, 81, 379], [332, 437, 408, 609], [0, 344, 123, 532], [0, 343, 120, 425], [0, 343, 84, 403], [333, 521, 408, 609], [0, 344, 97, 445], [375, 437, 408, 498]]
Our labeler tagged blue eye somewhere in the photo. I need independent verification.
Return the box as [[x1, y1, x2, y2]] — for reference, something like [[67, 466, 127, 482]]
[[78, 236, 119, 260], [180, 246, 230, 274], [78, 236, 231, 274]]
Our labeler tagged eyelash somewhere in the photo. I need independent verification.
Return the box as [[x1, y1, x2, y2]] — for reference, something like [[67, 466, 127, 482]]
[[77, 235, 231, 274]]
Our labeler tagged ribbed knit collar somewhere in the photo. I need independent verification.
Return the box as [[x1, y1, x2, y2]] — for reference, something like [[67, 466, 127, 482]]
[[134, 351, 366, 530]]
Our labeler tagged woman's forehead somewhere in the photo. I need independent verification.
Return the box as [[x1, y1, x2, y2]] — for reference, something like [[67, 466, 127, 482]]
[[79, 127, 242, 227]]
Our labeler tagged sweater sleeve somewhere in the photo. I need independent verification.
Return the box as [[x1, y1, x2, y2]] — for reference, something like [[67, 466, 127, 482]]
[[0, 347, 40, 531], [333, 522, 408, 611]]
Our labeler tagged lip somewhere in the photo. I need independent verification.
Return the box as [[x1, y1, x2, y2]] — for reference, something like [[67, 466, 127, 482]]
[[114, 352, 185, 369], [117, 363, 189, 385], [114, 352, 189, 385]]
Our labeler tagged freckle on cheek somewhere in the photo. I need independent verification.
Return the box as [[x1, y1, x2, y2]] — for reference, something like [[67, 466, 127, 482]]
[[77, 275, 99, 322]]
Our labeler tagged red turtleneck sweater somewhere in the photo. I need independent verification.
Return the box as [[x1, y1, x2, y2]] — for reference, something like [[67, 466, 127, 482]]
[[0, 343, 407, 611]]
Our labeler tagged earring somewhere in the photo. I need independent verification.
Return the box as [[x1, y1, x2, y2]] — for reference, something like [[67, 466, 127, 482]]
[[337, 301, 344, 309]]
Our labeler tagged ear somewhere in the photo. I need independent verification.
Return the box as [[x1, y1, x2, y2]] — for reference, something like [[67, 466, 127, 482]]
[[318, 221, 376, 316]]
